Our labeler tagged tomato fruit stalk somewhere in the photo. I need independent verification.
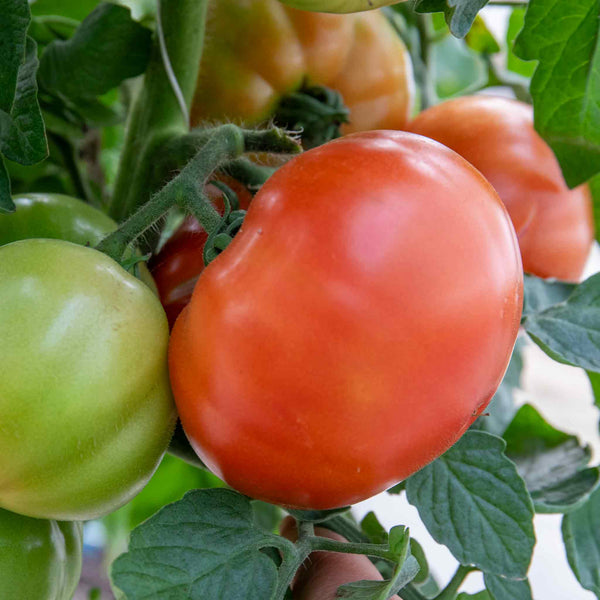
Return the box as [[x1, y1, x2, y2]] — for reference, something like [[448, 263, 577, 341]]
[[169, 131, 523, 509], [150, 177, 253, 328]]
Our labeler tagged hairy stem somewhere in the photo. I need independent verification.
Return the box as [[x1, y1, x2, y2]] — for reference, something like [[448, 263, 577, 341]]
[[108, 0, 209, 222], [97, 125, 299, 263]]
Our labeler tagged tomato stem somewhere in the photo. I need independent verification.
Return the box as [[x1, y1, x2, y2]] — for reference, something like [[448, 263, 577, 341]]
[[415, 14, 437, 110], [307, 536, 400, 562], [108, 0, 210, 223], [96, 125, 299, 264], [431, 565, 475, 600]]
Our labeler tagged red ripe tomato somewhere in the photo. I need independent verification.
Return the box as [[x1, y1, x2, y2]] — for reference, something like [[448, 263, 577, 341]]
[[408, 96, 595, 282], [150, 178, 252, 328], [169, 131, 523, 509]]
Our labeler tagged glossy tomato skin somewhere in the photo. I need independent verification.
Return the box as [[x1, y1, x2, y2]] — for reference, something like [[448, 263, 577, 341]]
[[150, 181, 252, 328], [169, 131, 523, 509], [408, 96, 594, 282], [191, 2, 414, 133], [0, 193, 157, 290], [0, 508, 82, 600], [0, 239, 176, 520]]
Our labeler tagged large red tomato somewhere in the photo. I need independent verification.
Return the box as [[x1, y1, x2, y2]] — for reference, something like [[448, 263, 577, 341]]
[[169, 131, 523, 509], [408, 96, 594, 282]]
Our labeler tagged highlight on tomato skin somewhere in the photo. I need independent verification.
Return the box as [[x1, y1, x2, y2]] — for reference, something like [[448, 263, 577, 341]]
[[408, 95, 595, 283], [168, 130, 524, 510]]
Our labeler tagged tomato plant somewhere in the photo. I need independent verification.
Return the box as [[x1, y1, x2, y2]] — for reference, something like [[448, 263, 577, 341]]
[[0, 239, 175, 520], [408, 96, 595, 282], [191, 0, 414, 134], [0, 508, 82, 600], [169, 131, 523, 509]]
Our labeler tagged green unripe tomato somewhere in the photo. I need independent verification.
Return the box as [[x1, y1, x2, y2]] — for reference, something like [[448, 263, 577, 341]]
[[0, 508, 82, 600], [0, 193, 156, 291], [0, 193, 118, 245], [276, 0, 401, 13], [0, 239, 176, 520]]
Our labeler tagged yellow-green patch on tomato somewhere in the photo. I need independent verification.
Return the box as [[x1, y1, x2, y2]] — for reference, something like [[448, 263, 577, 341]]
[[0, 239, 176, 520]]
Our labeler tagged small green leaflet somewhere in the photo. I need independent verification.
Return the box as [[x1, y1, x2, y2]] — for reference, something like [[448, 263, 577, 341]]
[[503, 404, 599, 513], [415, 0, 489, 38], [591, 174, 600, 244], [506, 8, 535, 79], [38, 3, 152, 100], [406, 431, 534, 578], [522, 272, 600, 372], [0, 160, 11, 213], [111, 489, 288, 600], [473, 341, 523, 436], [562, 487, 600, 596], [522, 275, 576, 319], [514, 0, 600, 188]]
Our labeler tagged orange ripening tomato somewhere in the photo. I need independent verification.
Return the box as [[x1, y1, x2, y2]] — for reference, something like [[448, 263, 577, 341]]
[[169, 131, 523, 510], [150, 177, 252, 328], [408, 96, 595, 282], [191, 1, 414, 134]]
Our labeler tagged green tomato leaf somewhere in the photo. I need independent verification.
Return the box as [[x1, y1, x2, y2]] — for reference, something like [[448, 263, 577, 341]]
[[473, 342, 523, 436], [432, 35, 487, 100], [514, 0, 600, 188], [522, 275, 577, 319], [503, 404, 599, 513], [457, 593, 491, 600], [0, 0, 29, 112], [286, 507, 351, 523], [562, 487, 600, 596], [506, 8, 535, 78], [522, 272, 600, 372], [38, 3, 151, 100], [361, 512, 388, 545], [0, 159, 14, 214], [336, 556, 420, 599], [406, 431, 534, 578], [30, 0, 100, 21], [111, 489, 287, 600], [415, 0, 489, 38], [387, 481, 405, 495], [484, 574, 533, 600], [587, 371, 600, 420], [465, 15, 500, 54], [591, 174, 600, 244], [0, 36, 47, 165]]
